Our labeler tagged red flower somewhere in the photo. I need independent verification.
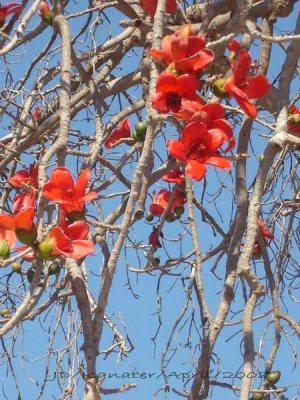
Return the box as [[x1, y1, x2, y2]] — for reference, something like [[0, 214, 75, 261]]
[[150, 25, 214, 73], [162, 167, 185, 185], [258, 219, 274, 240], [172, 99, 203, 121], [0, 190, 35, 233], [149, 227, 163, 248], [241, 219, 274, 257], [222, 49, 271, 118], [32, 107, 41, 121], [48, 226, 94, 260], [42, 167, 97, 216], [104, 117, 131, 149], [150, 25, 214, 74], [13, 190, 35, 213], [227, 38, 240, 55], [0, 192, 36, 245], [140, 0, 176, 16], [174, 102, 235, 151], [59, 212, 90, 240], [152, 72, 201, 114], [0, 2, 22, 24], [149, 188, 186, 217], [167, 119, 232, 181], [38, 1, 53, 24], [188, 103, 235, 152], [9, 164, 38, 189], [38, 214, 93, 260], [288, 107, 300, 134]]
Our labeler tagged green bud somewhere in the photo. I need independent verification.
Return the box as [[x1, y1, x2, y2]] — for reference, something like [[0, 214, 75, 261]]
[[290, 114, 300, 125], [165, 214, 176, 223], [152, 257, 160, 266], [266, 371, 281, 385], [258, 154, 264, 163], [211, 78, 229, 99], [134, 122, 147, 137], [145, 213, 154, 222], [0, 308, 10, 318], [38, 240, 54, 260], [26, 269, 35, 283], [252, 391, 264, 400], [174, 206, 184, 218], [67, 210, 85, 222], [48, 262, 61, 275], [0, 240, 10, 259], [11, 262, 22, 274], [16, 228, 37, 245]]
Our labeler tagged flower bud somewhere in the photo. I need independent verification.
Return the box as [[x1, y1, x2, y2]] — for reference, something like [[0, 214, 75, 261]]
[[11, 262, 22, 274], [266, 371, 281, 385], [38, 239, 54, 260], [16, 228, 37, 245], [48, 262, 60, 275], [67, 210, 85, 222], [211, 78, 229, 99], [0, 240, 10, 259]]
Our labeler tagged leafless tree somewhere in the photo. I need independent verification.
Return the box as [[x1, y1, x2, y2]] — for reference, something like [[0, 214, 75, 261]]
[[0, 0, 299, 399]]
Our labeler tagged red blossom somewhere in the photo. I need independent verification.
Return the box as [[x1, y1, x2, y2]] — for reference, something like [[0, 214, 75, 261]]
[[140, 0, 176, 17], [241, 219, 274, 256], [32, 107, 41, 121], [174, 102, 235, 151], [149, 227, 163, 248], [49, 226, 94, 259], [149, 188, 186, 218], [38, 1, 50, 17], [104, 117, 131, 149], [223, 49, 271, 118], [288, 107, 300, 134], [0, 2, 22, 23], [152, 72, 201, 114], [167, 119, 232, 181], [42, 167, 97, 216], [9, 164, 38, 189], [150, 25, 214, 74], [38, 214, 93, 260], [0, 190, 35, 233], [227, 38, 240, 55], [258, 219, 274, 240], [162, 167, 185, 185]]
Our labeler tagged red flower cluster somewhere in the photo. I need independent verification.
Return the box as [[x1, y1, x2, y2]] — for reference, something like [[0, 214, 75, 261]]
[[288, 107, 300, 134], [151, 25, 213, 115], [149, 188, 186, 220], [0, 165, 96, 261], [150, 25, 235, 182]]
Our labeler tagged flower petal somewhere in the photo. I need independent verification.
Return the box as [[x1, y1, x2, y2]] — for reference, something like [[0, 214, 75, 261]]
[[244, 76, 271, 99], [166, 140, 187, 163], [75, 168, 90, 197], [185, 160, 207, 181], [65, 221, 89, 240], [205, 156, 232, 170]]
